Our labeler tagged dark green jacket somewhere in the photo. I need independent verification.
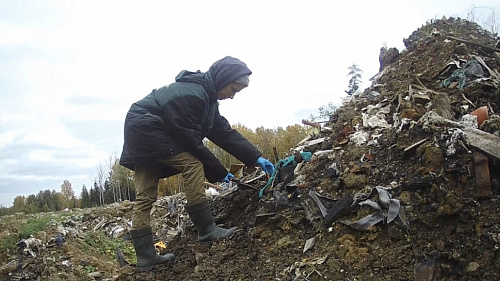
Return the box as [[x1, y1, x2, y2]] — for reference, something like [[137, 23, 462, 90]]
[[119, 70, 261, 182]]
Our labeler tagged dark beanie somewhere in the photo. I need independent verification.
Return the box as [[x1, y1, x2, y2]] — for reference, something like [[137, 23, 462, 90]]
[[209, 56, 252, 92]]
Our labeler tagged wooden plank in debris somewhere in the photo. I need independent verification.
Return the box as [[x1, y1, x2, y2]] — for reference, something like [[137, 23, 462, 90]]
[[204, 182, 223, 191], [295, 137, 328, 152], [297, 135, 312, 146], [403, 138, 428, 159], [436, 117, 500, 161], [473, 151, 492, 197], [305, 137, 327, 147], [448, 36, 500, 54], [462, 127, 500, 161], [302, 119, 321, 129], [93, 218, 107, 231]]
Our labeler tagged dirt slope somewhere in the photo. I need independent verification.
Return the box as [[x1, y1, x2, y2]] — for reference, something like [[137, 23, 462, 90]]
[[117, 16, 500, 281]]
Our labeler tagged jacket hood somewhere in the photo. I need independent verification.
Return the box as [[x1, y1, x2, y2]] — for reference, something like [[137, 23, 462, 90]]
[[175, 70, 217, 100], [208, 56, 252, 92]]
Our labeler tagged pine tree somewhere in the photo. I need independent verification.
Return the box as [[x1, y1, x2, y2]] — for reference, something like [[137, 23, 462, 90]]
[[81, 185, 91, 208], [345, 64, 363, 95]]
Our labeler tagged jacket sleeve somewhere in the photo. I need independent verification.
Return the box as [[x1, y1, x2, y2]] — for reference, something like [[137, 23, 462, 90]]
[[161, 95, 228, 182], [207, 109, 262, 167]]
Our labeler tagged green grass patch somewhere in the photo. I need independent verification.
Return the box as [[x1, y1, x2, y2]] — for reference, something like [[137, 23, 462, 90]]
[[0, 233, 18, 255], [0, 213, 66, 255], [17, 216, 52, 239], [83, 231, 137, 264]]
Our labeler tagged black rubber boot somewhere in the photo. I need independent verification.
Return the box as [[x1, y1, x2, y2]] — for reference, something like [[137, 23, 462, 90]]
[[185, 200, 237, 243], [130, 227, 174, 271]]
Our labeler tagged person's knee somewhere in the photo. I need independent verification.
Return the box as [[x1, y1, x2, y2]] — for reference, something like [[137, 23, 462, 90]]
[[135, 191, 156, 208]]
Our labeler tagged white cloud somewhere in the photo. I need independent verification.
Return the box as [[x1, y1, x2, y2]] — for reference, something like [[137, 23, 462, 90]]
[[0, 23, 41, 46], [28, 150, 54, 162]]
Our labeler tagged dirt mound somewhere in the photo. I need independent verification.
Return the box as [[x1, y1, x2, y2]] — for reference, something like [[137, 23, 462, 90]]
[[2, 17, 500, 281], [119, 16, 500, 281]]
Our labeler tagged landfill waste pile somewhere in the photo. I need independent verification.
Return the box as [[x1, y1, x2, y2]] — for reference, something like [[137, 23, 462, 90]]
[[1, 17, 500, 281]]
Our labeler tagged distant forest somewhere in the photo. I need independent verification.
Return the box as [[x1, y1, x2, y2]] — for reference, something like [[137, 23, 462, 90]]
[[0, 123, 317, 216]]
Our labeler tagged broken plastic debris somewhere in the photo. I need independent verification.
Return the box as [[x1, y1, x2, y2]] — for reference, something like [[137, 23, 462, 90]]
[[273, 190, 290, 207], [442, 59, 485, 90], [205, 187, 220, 196], [303, 237, 315, 253], [322, 194, 353, 227], [470, 106, 489, 127], [350, 131, 370, 145], [17, 237, 43, 257], [446, 128, 470, 155], [55, 234, 65, 247], [460, 114, 479, 128], [362, 112, 391, 129], [340, 187, 407, 230], [308, 189, 328, 217], [154, 240, 167, 250]]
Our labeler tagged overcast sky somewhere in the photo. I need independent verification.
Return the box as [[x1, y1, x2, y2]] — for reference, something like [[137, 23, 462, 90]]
[[1, 0, 499, 208]]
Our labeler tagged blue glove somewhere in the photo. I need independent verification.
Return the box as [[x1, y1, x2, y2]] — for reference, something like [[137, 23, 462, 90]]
[[256, 157, 274, 175], [221, 172, 234, 183]]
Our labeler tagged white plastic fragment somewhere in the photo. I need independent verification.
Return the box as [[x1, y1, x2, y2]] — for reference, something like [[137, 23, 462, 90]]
[[303, 237, 315, 253], [362, 112, 391, 128], [350, 131, 370, 145], [460, 114, 478, 128]]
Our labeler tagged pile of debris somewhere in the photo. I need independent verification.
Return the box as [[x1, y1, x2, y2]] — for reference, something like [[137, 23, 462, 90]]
[[1, 16, 500, 281]]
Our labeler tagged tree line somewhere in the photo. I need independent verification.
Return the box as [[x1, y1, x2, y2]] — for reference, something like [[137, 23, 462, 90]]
[[0, 123, 311, 216]]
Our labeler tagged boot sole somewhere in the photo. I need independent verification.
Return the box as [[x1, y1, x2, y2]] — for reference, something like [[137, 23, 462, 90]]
[[198, 228, 240, 246], [135, 258, 174, 272], [136, 265, 156, 272]]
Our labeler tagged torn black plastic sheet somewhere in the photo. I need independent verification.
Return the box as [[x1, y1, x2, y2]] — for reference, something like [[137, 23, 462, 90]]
[[308, 189, 328, 217], [340, 187, 409, 230]]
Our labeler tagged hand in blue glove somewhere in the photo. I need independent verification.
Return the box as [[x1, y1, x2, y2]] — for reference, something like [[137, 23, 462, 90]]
[[256, 157, 274, 176], [221, 172, 234, 183]]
